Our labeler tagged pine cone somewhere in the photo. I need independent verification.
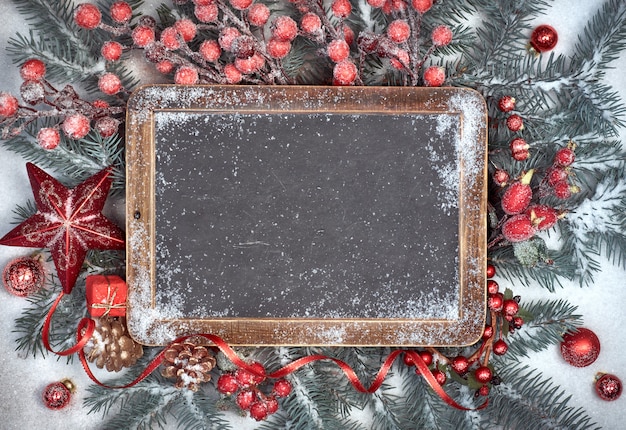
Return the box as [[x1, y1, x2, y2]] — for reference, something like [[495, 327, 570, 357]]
[[161, 342, 217, 391], [84, 317, 144, 372]]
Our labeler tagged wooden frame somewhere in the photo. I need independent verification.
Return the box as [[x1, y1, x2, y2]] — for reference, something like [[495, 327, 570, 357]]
[[125, 85, 487, 346]]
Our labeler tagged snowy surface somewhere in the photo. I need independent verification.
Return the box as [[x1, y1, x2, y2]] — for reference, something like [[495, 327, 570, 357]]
[[0, 1, 625, 429]]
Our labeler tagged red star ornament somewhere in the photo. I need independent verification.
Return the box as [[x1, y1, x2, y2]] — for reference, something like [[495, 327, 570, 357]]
[[0, 163, 125, 294]]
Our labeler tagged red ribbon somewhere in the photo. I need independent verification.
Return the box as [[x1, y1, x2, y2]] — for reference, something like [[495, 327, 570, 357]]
[[42, 292, 95, 356]]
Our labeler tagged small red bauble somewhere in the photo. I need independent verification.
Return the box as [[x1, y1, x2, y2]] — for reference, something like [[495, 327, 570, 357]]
[[423, 66, 445, 87], [430, 369, 446, 385], [265, 397, 279, 414], [486, 264, 496, 279], [595, 373, 622, 401], [3, 256, 45, 297], [548, 167, 569, 186], [501, 170, 534, 215], [560, 327, 600, 367], [20, 59, 46, 81], [367, 0, 386, 8], [98, 72, 123, 95], [95, 117, 120, 138], [333, 60, 358, 86], [110, 1, 133, 23], [510, 137, 529, 154], [474, 366, 492, 384], [387, 20, 411, 44], [0, 92, 19, 117], [327, 39, 351, 63], [42, 380, 73, 410], [74, 3, 102, 30], [502, 299, 519, 316], [247, 3, 270, 27], [61, 113, 91, 140], [419, 351, 433, 366], [431, 25, 453, 47], [160, 27, 181, 50], [527, 204, 559, 231], [156, 60, 174, 74], [488, 293, 504, 312], [37, 127, 61, 150], [506, 113, 524, 131], [478, 385, 490, 396], [451, 356, 470, 375], [493, 339, 508, 356], [219, 27, 241, 51], [530, 25, 558, 53], [482, 325, 494, 340], [553, 181, 579, 199], [235, 362, 265, 387], [498, 95, 516, 112]]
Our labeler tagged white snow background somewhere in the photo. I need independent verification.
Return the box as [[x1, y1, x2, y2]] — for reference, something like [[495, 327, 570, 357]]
[[0, 1, 624, 429]]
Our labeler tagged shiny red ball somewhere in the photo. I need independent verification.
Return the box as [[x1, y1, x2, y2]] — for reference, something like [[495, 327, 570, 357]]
[[474, 366, 493, 384], [42, 381, 71, 410], [530, 25, 558, 53], [560, 327, 600, 367], [451, 356, 470, 375], [486, 264, 496, 278], [595, 373, 622, 401], [3, 256, 45, 297]]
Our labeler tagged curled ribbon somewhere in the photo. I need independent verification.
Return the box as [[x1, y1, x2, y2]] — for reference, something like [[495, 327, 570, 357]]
[[42, 292, 95, 356]]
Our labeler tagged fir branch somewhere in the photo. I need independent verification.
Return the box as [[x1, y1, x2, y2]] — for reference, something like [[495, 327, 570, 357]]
[[170, 389, 233, 430]]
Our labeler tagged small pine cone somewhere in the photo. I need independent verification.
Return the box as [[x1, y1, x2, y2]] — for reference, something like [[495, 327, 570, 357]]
[[161, 342, 217, 391], [84, 317, 144, 372]]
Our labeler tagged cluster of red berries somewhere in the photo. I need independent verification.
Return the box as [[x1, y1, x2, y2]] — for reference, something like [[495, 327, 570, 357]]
[[544, 142, 580, 199], [0, 57, 124, 147], [496, 95, 529, 161], [216, 362, 293, 421]]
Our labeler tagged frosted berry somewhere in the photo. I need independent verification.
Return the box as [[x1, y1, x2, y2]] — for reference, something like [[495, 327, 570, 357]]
[[327, 39, 350, 63], [232, 36, 256, 59], [37, 127, 61, 150], [451, 356, 469, 375], [110, 1, 133, 23], [20, 59, 46, 81], [248, 3, 270, 26], [547, 167, 568, 187], [229, 0, 253, 10], [235, 362, 265, 387], [235, 55, 262, 74], [331, 0, 352, 18], [267, 38, 291, 59], [500, 170, 533, 215], [478, 385, 490, 396], [474, 366, 492, 384], [554, 147, 575, 167], [273, 379, 292, 397], [509, 137, 528, 155], [249, 401, 268, 421], [367, 0, 386, 8], [219, 27, 241, 51], [272, 16, 298, 42], [419, 351, 433, 366], [488, 292, 504, 312], [527, 204, 559, 230], [482, 325, 494, 339], [423, 66, 445, 87], [20, 80, 45, 105], [498, 95, 516, 112], [487, 279, 499, 295], [382, 0, 406, 13], [486, 264, 496, 278], [174, 66, 199, 84], [431, 25, 453, 47], [156, 60, 174, 74], [553, 181, 579, 199], [502, 299, 519, 316], [98, 73, 123, 95], [199, 40, 222, 62], [92, 99, 109, 109], [101, 41, 123, 61], [62, 113, 91, 139], [95, 117, 120, 138], [343, 24, 355, 46], [512, 149, 529, 161], [333, 60, 358, 86], [502, 214, 535, 243], [160, 27, 181, 50], [75, 3, 102, 29], [411, 0, 433, 13], [387, 20, 411, 44], [493, 169, 510, 187], [265, 397, 279, 414], [0, 92, 19, 117], [217, 374, 239, 395], [132, 25, 155, 47], [506, 114, 524, 131], [236, 389, 256, 410], [431, 369, 446, 385], [224, 63, 243, 84], [301, 12, 322, 34], [194, 4, 219, 23], [174, 19, 197, 42], [193, 0, 214, 5]]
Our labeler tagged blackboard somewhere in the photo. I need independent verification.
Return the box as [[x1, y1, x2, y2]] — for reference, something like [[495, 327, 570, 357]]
[[125, 85, 487, 346]]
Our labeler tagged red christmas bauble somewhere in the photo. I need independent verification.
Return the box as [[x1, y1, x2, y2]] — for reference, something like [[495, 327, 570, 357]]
[[530, 25, 558, 53], [560, 327, 600, 367], [3, 256, 45, 297], [595, 373, 622, 401], [42, 380, 73, 410]]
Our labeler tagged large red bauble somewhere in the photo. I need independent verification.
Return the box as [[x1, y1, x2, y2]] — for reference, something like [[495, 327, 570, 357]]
[[3, 256, 45, 297], [0, 163, 125, 294], [595, 373, 622, 401], [530, 25, 558, 53], [560, 327, 600, 367]]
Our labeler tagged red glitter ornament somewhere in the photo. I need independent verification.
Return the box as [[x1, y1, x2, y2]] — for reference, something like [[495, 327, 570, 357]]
[[42, 380, 74, 410], [530, 25, 558, 53], [560, 327, 600, 367], [595, 373, 622, 401], [0, 163, 125, 294], [3, 256, 45, 297]]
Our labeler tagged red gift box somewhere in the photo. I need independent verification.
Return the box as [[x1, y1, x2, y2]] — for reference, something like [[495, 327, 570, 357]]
[[86, 275, 127, 317]]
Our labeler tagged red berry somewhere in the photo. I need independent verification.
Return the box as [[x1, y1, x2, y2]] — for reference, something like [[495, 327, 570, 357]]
[[502, 299, 519, 316], [327, 39, 350, 63], [387, 20, 411, 44], [343, 25, 355, 46], [62, 113, 91, 139], [224, 63, 243, 84], [474, 366, 492, 384], [0, 92, 19, 117], [193, 0, 214, 5], [331, 0, 352, 18], [431, 25, 453, 47], [98, 72, 123, 95], [266, 396, 279, 414], [267, 38, 291, 59], [272, 16, 298, 42], [482, 325, 494, 339], [512, 149, 529, 161], [95, 117, 120, 137], [174, 19, 197, 42], [451, 356, 470, 375], [75, 3, 101, 29], [423, 66, 445, 87], [478, 385, 490, 396], [390, 49, 410, 70], [487, 279, 499, 295], [160, 27, 181, 50], [486, 264, 496, 278], [502, 214, 536, 243], [236, 389, 256, 410], [174, 66, 199, 84], [500, 170, 534, 215], [110, 1, 132, 23], [488, 293, 504, 312], [20, 59, 46, 81], [411, 0, 432, 14], [229, 0, 253, 10], [219, 27, 241, 51], [199, 40, 221, 62], [403, 352, 415, 366], [92, 99, 109, 109], [156, 60, 174, 74], [554, 147, 575, 167], [273, 379, 293, 397], [235, 54, 263, 74], [527, 204, 559, 230], [217, 374, 239, 395], [195, 4, 219, 22], [101, 41, 123, 61], [431, 369, 446, 385], [248, 3, 270, 26], [553, 181, 579, 199], [506, 114, 524, 131], [235, 362, 266, 387], [493, 169, 510, 187], [367, 0, 386, 8], [509, 137, 528, 154], [249, 401, 268, 421], [333, 60, 358, 86], [132, 25, 155, 47], [493, 339, 508, 356], [419, 351, 433, 366], [547, 167, 569, 187], [20, 81, 45, 105], [37, 127, 61, 150], [513, 316, 524, 328], [301, 13, 322, 34], [498, 95, 516, 112]]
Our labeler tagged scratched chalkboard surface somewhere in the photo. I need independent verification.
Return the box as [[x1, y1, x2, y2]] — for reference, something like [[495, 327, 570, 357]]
[[125, 86, 487, 346]]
